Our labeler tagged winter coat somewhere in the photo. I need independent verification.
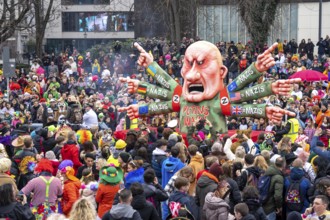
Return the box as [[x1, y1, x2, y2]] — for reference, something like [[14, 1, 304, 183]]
[[62, 179, 81, 216], [125, 167, 145, 189], [244, 199, 268, 220], [161, 157, 185, 188], [237, 166, 262, 191], [241, 214, 257, 220], [203, 192, 231, 220], [96, 183, 120, 218], [284, 167, 311, 213], [262, 165, 284, 215], [142, 183, 168, 217], [195, 172, 219, 220], [60, 140, 82, 174], [152, 148, 167, 183], [0, 202, 35, 220], [131, 194, 161, 220], [102, 203, 142, 220], [169, 190, 199, 220], [188, 154, 204, 195], [226, 177, 242, 212]]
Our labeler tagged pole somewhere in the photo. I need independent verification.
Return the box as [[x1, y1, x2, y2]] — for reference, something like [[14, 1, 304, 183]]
[[319, 0, 322, 40]]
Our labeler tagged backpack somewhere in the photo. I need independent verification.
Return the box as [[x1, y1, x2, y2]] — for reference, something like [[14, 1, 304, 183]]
[[245, 170, 259, 187], [257, 175, 272, 204], [285, 178, 304, 211], [168, 201, 194, 220]]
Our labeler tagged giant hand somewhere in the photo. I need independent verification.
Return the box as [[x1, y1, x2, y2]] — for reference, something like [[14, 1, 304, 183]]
[[271, 78, 302, 96], [119, 77, 139, 94], [135, 42, 154, 68], [118, 104, 139, 120], [265, 106, 296, 124], [255, 43, 278, 72]]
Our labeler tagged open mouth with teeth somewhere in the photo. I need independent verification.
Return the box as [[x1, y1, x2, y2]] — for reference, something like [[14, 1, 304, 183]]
[[188, 83, 204, 93]]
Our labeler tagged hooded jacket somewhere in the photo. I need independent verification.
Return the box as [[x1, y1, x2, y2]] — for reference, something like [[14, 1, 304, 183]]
[[169, 190, 199, 220], [62, 179, 81, 216], [60, 140, 82, 174], [244, 199, 267, 220], [203, 192, 231, 220], [284, 167, 311, 212], [102, 203, 142, 220], [189, 153, 204, 195], [142, 183, 168, 217], [237, 166, 262, 191], [152, 148, 167, 182], [96, 183, 120, 218], [241, 214, 257, 220], [0, 202, 35, 220], [262, 165, 284, 215], [131, 194, 160, 220], [161, 156, 185, 188], [125, 167, 145, 189], [195, 172, 219, 220]]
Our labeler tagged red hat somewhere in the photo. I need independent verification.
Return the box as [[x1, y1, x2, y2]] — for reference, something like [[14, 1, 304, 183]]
[[102, 105, 109, 110], [313, 96, 321, 100], [40, 98, 46, 103], [92, 75, 98, 82], [113, 131, 126, 141]]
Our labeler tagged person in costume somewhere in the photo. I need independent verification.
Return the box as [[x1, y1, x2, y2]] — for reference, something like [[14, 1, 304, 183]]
[[61, 166, 81, 217], [21, 159, 62, 220], [95, 165, 122, 219], [119, 41, 301, 134]]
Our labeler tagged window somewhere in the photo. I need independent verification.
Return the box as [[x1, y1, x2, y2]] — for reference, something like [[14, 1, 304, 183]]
[[62, 0, 110, 5], [62, 12, 134, 32]]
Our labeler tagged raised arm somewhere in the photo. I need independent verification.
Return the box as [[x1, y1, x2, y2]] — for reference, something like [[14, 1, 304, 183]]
[[118, 101, 175, 120]]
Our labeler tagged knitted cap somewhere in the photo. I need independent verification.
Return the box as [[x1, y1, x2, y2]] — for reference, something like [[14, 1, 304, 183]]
[[209, 163, 223, 179], [119, 152, 131, 163]]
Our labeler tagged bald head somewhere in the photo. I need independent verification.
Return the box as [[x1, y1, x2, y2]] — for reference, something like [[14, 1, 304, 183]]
[[185, 41, 223, 67]]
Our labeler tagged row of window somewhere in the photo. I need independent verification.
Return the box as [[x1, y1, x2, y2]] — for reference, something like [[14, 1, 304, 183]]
[[62, 12, 134, 32], [62, 0, 110, 5]]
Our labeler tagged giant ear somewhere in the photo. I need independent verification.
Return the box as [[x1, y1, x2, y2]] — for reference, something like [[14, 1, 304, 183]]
[[220, 65, 228, 80]]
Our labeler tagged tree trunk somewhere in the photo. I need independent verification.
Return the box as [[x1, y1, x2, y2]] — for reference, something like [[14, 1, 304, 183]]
[[170, 0, 181, 46]]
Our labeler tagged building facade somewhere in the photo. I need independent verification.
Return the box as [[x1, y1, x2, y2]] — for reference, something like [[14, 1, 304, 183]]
[[44, 0, 134, 54], [197, 0, 330, 45]]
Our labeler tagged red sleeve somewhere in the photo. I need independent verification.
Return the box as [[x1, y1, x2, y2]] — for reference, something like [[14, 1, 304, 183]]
[[62, 183, 79, 215], [72, 147, 83, 171], [95, 184, 103, 203]]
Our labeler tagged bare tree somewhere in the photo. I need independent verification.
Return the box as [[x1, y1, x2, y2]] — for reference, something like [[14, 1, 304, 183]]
[[135, 0, 198, 45], [237, 0, 280, 46], [0, 0, 31, 43]]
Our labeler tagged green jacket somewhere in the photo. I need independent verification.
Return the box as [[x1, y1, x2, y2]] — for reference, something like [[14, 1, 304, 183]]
[[262, 165, 284, 215]]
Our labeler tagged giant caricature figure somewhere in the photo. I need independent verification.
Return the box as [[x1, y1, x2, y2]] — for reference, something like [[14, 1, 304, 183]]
[[119, 41, 301, 133]]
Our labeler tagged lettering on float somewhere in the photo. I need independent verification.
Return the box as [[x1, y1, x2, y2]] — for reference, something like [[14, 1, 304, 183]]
[[155, 74, 170, 89], [182, 105, 210, 126], [245, 85, 265, 97], [148, 87, 168, 98], [149, 103, 169, 112], [244, 107, 263, 115], [237, 69, 253, 84]]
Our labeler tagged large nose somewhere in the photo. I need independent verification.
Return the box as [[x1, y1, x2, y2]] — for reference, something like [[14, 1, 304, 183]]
[[185, 62, 201, 81]]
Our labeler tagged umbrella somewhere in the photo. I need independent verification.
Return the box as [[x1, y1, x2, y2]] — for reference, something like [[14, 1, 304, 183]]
[[289, 70, 327, 81]]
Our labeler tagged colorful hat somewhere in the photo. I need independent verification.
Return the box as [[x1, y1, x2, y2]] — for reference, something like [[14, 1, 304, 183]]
[[19, 156, 36, 174], [76, 129, 92, 144], [115, 139, 127, 150], [58, 160, 73, 170], [12, 135, 31, 148], [61, 166, 79, 182], [99, 166, 123, 184]]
